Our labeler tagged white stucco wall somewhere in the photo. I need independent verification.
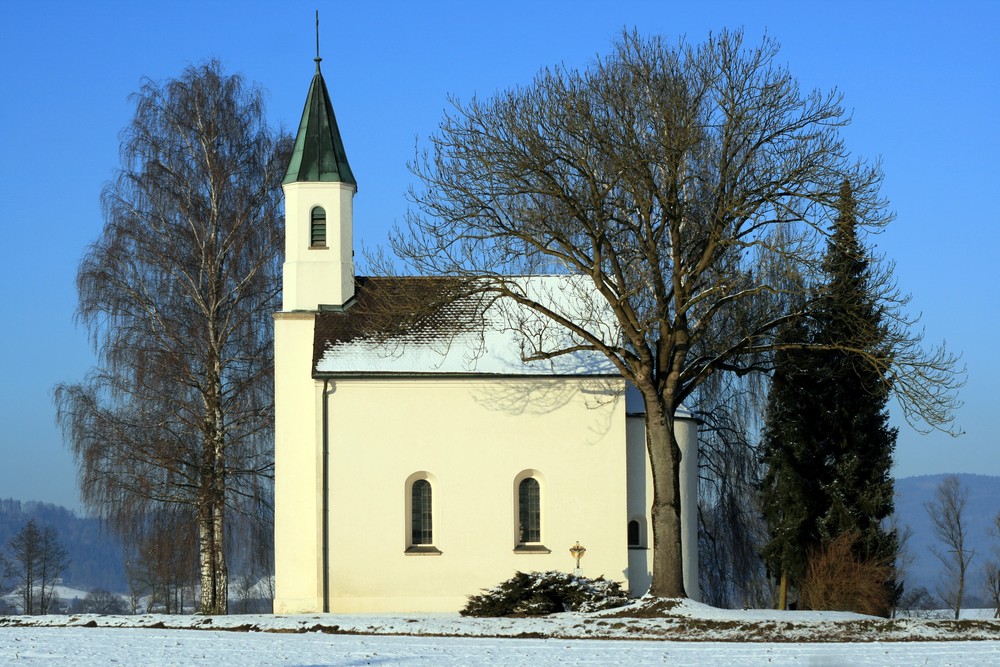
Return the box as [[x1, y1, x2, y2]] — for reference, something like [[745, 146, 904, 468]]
[[326, 376, 628, 612], [273, 312, 326, 614], [274, 361, 702, 612], [676, 415, 700, 601], [276, 375, 630, 613]]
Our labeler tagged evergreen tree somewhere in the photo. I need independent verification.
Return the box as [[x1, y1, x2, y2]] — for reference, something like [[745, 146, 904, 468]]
[[760, 313, 829, 607], [760, 181, 899, 611], [813, 181, 899, 607]]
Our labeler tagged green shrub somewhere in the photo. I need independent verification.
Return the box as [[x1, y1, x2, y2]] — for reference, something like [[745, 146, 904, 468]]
[[461, 570, 630, 617]]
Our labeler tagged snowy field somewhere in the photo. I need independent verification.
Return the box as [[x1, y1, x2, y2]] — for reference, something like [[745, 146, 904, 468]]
[[2, 599, 999, 666], [2, 626, 1000, 666]]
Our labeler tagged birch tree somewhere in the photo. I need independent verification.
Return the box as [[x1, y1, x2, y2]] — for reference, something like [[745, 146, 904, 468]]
[[55, 60, 289, 614]]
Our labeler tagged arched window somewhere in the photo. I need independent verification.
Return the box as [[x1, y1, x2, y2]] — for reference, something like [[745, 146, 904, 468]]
[[404, 473, 440, 555], [310, 206, 326, 247], [518, 478, 541, 544], [627, 516, 646, 549], [628, 519, 640, 547], [411, 479, 433, 545]]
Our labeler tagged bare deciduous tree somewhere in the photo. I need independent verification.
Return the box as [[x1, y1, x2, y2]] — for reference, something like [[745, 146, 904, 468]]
[[889, 516, 916, 618], [926, 475, 974, 619], [0, 553, 9, 597], [126, 510, 198, 613], [76, 588, 129, 615], [388, 29, 962, 597], [6, 519, 70, 615], [985, 565, 1000, 620], [54, 60, 288, 614], [984, 511, 1000, 619]]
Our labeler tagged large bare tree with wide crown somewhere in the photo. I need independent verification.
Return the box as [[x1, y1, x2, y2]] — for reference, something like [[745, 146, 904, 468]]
[[387, 30, 961, 598]]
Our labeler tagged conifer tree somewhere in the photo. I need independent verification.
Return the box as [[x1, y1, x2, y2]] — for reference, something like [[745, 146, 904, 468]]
[[813, 181, 899, 607], [761, 181, 899, 611], [760, 313, 826, 608]]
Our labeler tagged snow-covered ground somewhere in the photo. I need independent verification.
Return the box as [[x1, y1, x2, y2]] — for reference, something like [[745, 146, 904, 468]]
[[2, 599, 999, 665], [2, 626, 999, 666]]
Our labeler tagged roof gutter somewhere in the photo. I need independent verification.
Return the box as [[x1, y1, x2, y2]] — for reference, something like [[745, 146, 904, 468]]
[[312, 371, 622, 380]]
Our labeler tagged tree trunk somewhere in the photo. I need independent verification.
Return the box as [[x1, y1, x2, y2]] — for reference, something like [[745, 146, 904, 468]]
[[197, 497, 216, 614], [196, 448, 229, 613], [212, 468, 228, 614], [955, 569, 964, 620], [644, 395, 687, 598], [197, 360, 229, 615]]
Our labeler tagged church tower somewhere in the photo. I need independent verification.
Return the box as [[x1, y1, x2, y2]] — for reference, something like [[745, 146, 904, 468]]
[[273, 37, 355, 613], [281, 52, 357, 311]]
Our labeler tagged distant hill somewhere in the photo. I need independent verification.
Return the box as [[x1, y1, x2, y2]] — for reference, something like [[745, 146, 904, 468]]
[[0, 499, 127, 595], [894, 474, 1000, 607]]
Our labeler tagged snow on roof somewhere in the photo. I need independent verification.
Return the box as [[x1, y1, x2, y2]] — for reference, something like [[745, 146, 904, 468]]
[[314, 275, 619, 376]]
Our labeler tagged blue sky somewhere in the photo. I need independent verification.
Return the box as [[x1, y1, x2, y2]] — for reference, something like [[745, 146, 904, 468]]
[[1, 1, 996, 511]]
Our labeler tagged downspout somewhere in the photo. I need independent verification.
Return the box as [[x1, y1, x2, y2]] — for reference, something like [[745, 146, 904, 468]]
[[322, 378, 331, 613]]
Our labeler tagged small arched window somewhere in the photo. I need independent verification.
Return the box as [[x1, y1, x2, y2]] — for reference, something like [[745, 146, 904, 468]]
[[518, 478, 541, 544], [411, 479, 433, 546], [628, 519, 640, 547], [310, 206, 326, 247], [627, 516, 647, 549]]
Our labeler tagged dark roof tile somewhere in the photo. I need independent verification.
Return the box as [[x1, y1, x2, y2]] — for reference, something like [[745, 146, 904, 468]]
[[312, 276, 484, 373]]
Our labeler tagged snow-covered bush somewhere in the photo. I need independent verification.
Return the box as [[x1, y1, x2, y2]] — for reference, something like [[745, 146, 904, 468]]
[[461, 571, 629, 617]]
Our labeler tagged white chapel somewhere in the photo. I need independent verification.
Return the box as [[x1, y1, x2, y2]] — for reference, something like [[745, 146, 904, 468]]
[[272, 55, 699, 614]]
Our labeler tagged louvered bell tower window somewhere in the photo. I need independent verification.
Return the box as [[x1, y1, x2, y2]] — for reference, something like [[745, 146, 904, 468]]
[[310, 206, 326, 247]]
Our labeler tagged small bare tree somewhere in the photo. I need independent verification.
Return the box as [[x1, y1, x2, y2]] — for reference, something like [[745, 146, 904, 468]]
[[926, 475, 974, 619], [6, 519, 70, 615], [76, 588, 128, 615], [985, 565, 1000, 620], [985, 511, 1000, 619], [889, 517, 916, 618], [0, 553, 10, 596], [126, 510, 198, 614]]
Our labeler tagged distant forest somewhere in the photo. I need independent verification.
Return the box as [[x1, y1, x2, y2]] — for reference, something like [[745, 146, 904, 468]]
[[0, 499, 127, 593]]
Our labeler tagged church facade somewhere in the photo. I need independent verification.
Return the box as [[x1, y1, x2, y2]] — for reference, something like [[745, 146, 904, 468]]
[[272, 58, 699, 614]]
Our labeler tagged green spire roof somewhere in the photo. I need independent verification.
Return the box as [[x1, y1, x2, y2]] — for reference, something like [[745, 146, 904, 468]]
[[283, 59, 356, 186]]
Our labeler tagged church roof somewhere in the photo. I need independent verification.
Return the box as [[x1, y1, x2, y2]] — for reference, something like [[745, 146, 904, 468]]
[[283, 60, 356, 186], [313, 276, 619, 376]]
